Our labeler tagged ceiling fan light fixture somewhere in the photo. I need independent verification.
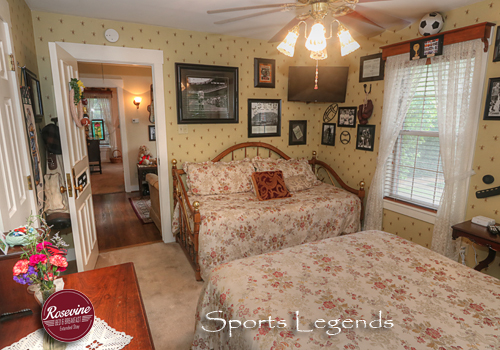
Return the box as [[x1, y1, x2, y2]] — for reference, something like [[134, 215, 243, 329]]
[[277, 25, 300, 57], [337, 22, 360, 56], [310, 48, 328, 60], [305, 22, 327, 52]]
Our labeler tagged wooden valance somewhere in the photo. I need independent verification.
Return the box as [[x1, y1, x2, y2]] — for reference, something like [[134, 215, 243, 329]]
[[381, 22, 495, 60]]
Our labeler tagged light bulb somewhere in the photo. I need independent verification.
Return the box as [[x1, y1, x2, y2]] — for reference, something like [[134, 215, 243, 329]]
[[277, 26, 300, 57], [337, 23, 360, 56], [305, 22, 327, 52]]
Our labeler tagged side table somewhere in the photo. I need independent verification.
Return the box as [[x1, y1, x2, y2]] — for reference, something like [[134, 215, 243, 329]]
[[451, 220, 500, 271], [137, 164, 158, 195]]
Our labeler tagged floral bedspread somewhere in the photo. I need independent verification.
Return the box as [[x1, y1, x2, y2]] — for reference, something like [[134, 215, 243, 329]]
[[192, 231, 500, 350], [173, 183, 360, 280]]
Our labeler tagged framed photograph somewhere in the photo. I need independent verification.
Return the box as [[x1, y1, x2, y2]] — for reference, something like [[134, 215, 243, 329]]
[[0, 232, 8, 255], [359, 53, 385, 82], [289, 120, 307, 145], [321, 123, 336, 146], [410, 35, 443, 60], [493, 27, 500, 62], [356, 125, 376, 152], [22, 67, 44, 123], [338, 107, 357, 128], [149, 125, 156, 141], [254, 58, 275, 88], [91, 119, 105, 140], [175, 63, 238, 124], [483, 77, 500, 120], [248, 99, 281, 138]]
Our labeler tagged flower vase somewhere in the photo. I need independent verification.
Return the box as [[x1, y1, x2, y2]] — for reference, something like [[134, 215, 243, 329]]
[[41, 286, 56, 305], [41, 287, 67, 350]]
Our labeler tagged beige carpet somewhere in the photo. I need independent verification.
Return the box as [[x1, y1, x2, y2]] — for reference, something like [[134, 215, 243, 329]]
[[96, 242, 203, 350], [91, 162, 125, 194]]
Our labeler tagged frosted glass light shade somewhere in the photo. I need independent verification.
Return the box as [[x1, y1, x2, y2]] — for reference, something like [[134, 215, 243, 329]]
[[310, 48, 328, 60], [337, 23, 360, 56], [277, 26, 299, 57], [305, 23, 327, 52]]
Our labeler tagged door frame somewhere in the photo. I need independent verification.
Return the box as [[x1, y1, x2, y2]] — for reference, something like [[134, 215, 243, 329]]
[[54, 42, 173, 243], [79, 78, 132, 191]]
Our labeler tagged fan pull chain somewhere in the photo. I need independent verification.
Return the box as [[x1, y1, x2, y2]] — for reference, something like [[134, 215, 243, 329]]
[[314, 60, 319, 90]]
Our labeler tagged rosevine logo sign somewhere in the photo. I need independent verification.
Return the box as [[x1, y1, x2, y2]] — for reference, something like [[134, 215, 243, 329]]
[[41, 289, 95, 342]]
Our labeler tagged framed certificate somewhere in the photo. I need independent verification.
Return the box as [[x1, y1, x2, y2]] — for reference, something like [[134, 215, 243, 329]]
[[359, 53, 385, 82]]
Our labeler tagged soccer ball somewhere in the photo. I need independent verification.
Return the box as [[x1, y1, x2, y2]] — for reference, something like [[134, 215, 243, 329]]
[[418, 12, 444, 36]]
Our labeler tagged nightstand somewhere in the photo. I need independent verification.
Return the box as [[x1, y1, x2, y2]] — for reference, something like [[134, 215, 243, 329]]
[[451, 220, 500, 271]]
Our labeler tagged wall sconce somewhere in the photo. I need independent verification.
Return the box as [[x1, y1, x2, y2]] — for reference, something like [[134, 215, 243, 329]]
[[133, 97, 142, 109]]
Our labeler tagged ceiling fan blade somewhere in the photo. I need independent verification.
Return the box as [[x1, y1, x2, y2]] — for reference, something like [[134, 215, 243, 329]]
[[208, 3, 303, 14], [268, 17, 315, 43], [354, 5, 411, 31], [339, 11, 386, 38], [214, 8, 287, 25]]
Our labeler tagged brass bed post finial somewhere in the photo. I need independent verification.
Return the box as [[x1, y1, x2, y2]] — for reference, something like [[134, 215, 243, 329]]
[[172, 159, 177, 169], [193, 201, 200, 212], [360, 181, 365, 190], [312, 151, 317, 159]]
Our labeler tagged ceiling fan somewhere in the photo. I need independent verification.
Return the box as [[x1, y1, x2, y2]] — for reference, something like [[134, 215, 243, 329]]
[[208, 0, 410, 59]]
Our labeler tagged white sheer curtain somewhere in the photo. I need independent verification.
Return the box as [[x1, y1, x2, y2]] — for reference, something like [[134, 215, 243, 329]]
[[364, 54, 427, 230], [430, 39, 485, 260], [87, 92, 119, 150]]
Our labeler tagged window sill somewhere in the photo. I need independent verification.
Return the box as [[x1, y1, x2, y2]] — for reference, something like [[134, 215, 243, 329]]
[[383, 198, 437, 224]]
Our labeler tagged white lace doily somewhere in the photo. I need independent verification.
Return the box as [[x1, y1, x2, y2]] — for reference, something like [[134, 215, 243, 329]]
[[2, 317, 133, 350]]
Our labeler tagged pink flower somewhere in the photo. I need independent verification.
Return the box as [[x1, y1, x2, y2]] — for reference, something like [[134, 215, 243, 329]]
[[374, 282, 386, 289], [13, 259, 29, 276], [44, 273, 55, 281], [49, 255, 68, 268], [273, 271, 283, 278], [29, 254, 47, 266], [425, 328, 441, 339], [36, 241, 52, 252]]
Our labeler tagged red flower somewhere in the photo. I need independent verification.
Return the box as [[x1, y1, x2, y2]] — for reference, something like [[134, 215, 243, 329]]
[[220, 294, 226, 304], [240, 232, 245, 239], [469, 303, 484, 312], [44, 273, 55, 281], [416, 267, 426, 272], [13, 259, 29, 276], [374, 282, 386, 289], [29, 254, 47, 266], [322, 257, 331, 262], [36, 241, 53, 252], [273, 271, 283, 278], [323, 301, 335, 309], [425, 328, 441, 339]]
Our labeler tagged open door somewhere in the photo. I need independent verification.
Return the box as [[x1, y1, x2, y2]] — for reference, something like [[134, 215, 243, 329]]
[[0, 0, 36, 232], [49, 42, 98, 271]]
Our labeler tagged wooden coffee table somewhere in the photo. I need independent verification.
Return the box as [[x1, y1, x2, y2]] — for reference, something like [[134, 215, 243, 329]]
[[0, 262, 155, 349]]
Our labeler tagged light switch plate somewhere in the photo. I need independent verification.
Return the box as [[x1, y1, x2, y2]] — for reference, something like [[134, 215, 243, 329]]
[[132, 118, 139, 124], [178, 125, 188, 134]]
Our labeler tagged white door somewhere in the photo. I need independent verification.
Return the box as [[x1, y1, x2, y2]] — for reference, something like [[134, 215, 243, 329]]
[[0, 0, 36, 232], [49, 42, 98, 271]]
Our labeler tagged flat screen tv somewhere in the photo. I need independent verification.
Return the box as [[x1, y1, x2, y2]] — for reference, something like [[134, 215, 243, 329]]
[[288, 66, 349, 103]]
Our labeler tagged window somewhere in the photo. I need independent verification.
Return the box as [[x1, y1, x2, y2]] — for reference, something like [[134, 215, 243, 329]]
[[88, 97, 111, 146], [384, 65, 444, 210]]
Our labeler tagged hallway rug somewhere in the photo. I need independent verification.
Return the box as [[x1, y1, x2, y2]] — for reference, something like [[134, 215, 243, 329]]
[[129, 196, 153, 224]]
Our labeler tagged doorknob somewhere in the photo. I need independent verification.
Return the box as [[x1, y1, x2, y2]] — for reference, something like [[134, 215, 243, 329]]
[[60, 186, 67, 194], [76, 185, 84, 192]]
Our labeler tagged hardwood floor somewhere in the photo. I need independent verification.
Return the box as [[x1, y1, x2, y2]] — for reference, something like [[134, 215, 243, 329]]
[[90, 162, 125, 195], [93, 191, 162, 251]]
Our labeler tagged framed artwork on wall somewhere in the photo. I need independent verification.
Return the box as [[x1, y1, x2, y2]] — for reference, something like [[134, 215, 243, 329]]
[[321, 123, 336, 146], [254, 58, 275, 88], [359, 53, 385, 82], [148, 125, 156, 141], [21, 67, 44, 123], [289, 120, 307, 145], [175, 63, 238, 124], [248, 99, 281, 138], [410, 35, 443, 60], [338, 107, 357, 128], [91, 119, 105, 140], [493, 27, 500, 62], [484, 77, 500, 120], [356, 125, 376, 152]]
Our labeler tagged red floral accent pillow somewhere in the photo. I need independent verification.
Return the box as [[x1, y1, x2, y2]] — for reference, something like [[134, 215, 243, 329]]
[[251, 171, 292, 201]]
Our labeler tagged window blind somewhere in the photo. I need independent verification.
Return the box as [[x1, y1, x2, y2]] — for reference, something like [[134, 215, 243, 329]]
[[384, 65, 444, 210]]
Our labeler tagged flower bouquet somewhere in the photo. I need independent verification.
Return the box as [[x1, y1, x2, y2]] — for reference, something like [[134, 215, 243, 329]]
[[12, 215, 69, 304]]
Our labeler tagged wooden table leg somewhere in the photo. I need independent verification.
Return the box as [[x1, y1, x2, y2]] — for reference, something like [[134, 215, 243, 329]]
[[474, 247, 496, 271]]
